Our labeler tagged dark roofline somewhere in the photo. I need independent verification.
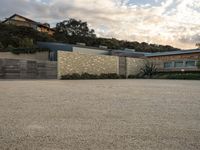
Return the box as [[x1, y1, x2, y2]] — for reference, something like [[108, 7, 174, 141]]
[[145, 49, 200, 57], [2, 14, 55, 31], [73, 44, 112, 51], [3, 14, 37, 24]]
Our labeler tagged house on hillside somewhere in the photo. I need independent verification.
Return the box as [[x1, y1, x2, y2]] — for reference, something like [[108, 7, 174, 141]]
[[2, 14, 55, 35]]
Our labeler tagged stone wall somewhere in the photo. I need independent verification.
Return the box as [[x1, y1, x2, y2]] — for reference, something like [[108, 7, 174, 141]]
[[58, 51, 147, 78], [0, 58, 57, 79], [0, 51, 49, 61], [58, 51, 119, 78], [126, 58, 145, 76]]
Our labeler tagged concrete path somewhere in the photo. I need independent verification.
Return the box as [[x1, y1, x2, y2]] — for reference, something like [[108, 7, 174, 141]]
[[0, 80, 200, 150]]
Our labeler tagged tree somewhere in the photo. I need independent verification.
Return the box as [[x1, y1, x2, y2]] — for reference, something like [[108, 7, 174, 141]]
[[0, 23, 55, 48], [19, 38, 34, 48], [56, 19, 96, 38]]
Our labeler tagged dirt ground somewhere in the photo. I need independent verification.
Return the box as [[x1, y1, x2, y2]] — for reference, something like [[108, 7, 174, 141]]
[[0, 79, 200, 150]]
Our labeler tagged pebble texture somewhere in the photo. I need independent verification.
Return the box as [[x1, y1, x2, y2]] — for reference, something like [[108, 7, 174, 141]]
[[58, 51, 119, 78], [126, 58, 144, 76], [0, 79, 200, 150], [58, 51, 145, 78]]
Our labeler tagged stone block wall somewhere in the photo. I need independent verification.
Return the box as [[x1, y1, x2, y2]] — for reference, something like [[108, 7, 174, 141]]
[[58, 51, 147, 78], [126, 58, 145, 77], [58, 51, 119, 78], [0, 58, 57, 79]]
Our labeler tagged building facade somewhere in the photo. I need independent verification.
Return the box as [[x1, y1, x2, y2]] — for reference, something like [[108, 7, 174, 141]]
[[146, 50, 200, 72], [2, 14, 55, 35]]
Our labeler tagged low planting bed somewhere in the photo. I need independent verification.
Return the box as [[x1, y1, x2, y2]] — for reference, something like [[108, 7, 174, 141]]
[[152, 71, 200, 80], [61, 73, 126, 80]]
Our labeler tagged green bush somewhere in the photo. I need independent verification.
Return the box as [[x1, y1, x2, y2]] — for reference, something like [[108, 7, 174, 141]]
[[9, 47, 50, 54], [153, 72, 200, 80], [0, 42, 4, 49], [19, 38, 34, 48], [197, 60, 200, 69], [6, 45, 16, 50], [61, 73, 123, 80]]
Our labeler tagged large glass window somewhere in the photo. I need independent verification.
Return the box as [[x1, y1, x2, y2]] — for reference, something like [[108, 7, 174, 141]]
[[164, 62, 173, 68], [174, 61, 184, 68], [185, 61, 196, 67]]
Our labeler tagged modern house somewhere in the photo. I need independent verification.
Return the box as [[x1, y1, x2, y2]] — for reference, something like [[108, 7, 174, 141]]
[[37, 42, 111, 61], [146, 49, 200, 72], [37, 42, 200, 71], [2, 14, 55, 35]]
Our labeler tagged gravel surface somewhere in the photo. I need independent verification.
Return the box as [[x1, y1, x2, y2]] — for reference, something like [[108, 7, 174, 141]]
[[0, 79, 200, 150]]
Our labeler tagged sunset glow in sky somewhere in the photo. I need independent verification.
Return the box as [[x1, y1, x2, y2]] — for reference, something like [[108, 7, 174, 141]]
[[1, 0, 200, 49]]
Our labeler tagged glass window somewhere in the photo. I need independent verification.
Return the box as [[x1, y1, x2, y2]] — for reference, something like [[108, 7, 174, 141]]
[[185, 61, 195, 67], [175, 61, 184, 68], [164, 62, 173, 68]]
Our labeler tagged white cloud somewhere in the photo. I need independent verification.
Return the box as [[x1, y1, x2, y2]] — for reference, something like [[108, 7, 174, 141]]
[[0, 0, 200, 49]]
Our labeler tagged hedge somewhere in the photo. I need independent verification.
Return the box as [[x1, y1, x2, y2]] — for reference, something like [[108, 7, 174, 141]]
[[61, 73, 126, 80]]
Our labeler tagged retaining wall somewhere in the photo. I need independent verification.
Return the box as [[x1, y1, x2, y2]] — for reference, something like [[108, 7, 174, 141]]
[[0, 58, 57, 79]]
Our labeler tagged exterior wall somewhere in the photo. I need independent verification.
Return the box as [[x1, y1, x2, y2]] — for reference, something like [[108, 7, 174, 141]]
[[37, 26, 55, 35], [5, 16, 54, 35], [0, 58, 57, 79], [58, 51, 119, 78], [148, 53, 200, 61], [126, 58, 145, 76], [0, 51, 49, 61], [148, 53, 200, 72], [156, 60, 200, 72], [13, 16, 26, 21], [73, 47, 110, 55]]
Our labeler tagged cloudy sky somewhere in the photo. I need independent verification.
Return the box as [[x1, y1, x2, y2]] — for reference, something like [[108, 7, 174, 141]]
[[0, 0, 200, 49]]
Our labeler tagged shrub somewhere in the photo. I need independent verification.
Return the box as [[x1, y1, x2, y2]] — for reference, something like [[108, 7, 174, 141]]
[[140, 61, 157, 78], [153, 72, 200, 80], [81, 73, 99, 79], [99, 73, 121, 79], [19, 38, 34, 48], [61, 73, 122, 80], [6, 45, 16, 51], [197, 60, 200, 69], [0, 42, 4, 49], [9, 47, 50, 54]]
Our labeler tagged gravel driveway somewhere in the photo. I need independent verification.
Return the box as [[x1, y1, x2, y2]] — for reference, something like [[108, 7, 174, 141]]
[[0, 79, 200, 150]]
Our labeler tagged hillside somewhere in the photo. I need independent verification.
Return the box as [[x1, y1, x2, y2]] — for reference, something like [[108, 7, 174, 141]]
[[0, 22, 180, 52]]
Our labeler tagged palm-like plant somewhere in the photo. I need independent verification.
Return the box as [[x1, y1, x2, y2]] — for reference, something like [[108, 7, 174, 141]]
[[140, 61, 157, 78]]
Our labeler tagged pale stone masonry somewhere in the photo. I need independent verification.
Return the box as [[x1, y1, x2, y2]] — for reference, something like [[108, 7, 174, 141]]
[[58, 51, 145, 78], [126, 58, 145, 77], [58, 51, 119, 78]]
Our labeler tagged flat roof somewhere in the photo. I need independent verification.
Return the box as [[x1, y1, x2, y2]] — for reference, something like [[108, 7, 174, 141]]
[[145, 49, 200, 57]]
